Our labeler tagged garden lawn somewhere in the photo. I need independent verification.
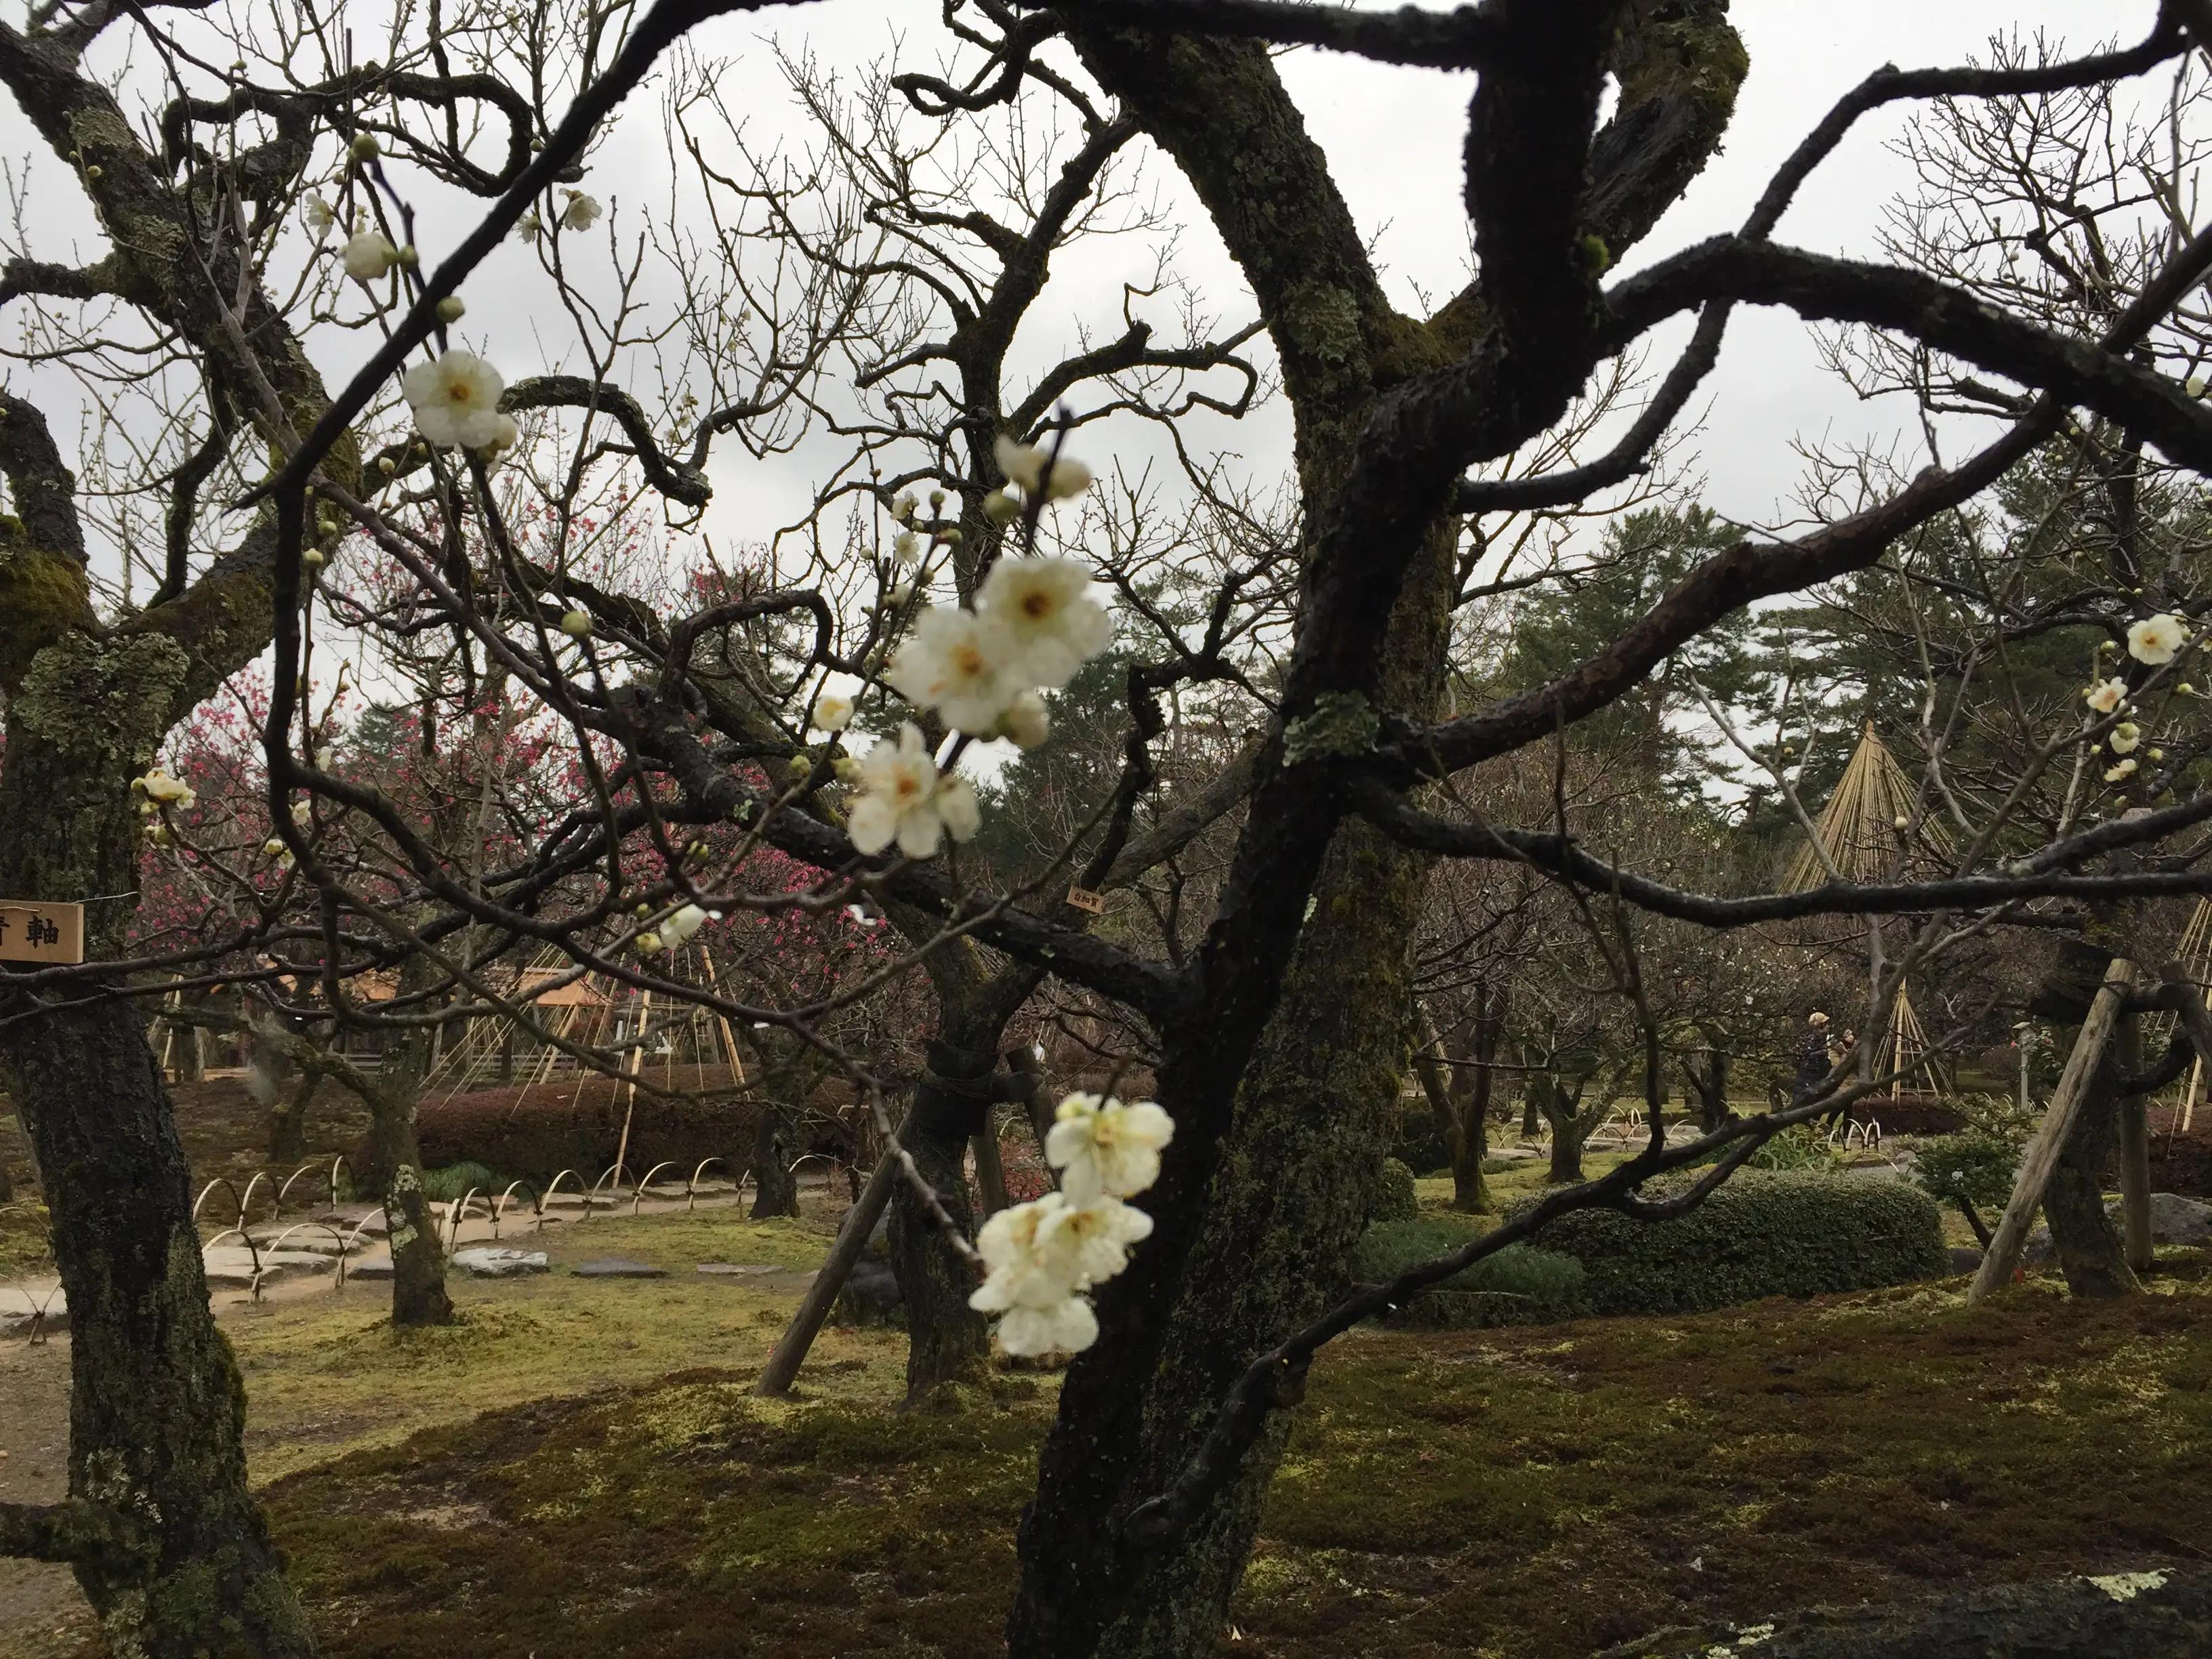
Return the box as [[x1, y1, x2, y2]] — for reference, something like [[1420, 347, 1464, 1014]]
[[218, 1254, 2212, 1658]]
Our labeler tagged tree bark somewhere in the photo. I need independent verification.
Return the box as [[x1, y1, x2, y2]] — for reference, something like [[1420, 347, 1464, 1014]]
[[366, 964, 455, 1330], [1, 994, 318, 1656], [2044, 1044, 2139, 1298], [750, 1078, 800, 1220], [886, 1039, 994, 1407], [266, 1063, 321, 1166]]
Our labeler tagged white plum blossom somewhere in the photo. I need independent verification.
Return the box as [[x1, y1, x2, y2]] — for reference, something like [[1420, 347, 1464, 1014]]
[[402, 350, 507, 448], [974, 556, 1113, 689], [478, 412, 521, 460], [934, 773, 982, 842], [659, 903, 710, 948], [884, 605, 1019, 733], [340, 231, 397, 281], [303, 196, 336, 237], [891, 491, 919, 525], [813, 693, 855, 732], [999, 689, 1050, 750], [560, 189, 602, 231], [994, 433, 1092, 501], [2109, 722, 2142, 754], [1046, 1092, 1175, 1206], [969, 1097, 1173, 1357], [2128, 613, 2189, 665], [134, 767, 195, 810], [891, 530, 922, 567], [2106, 757, 2139, 783], [2085, 678, 2127, 715], [994, 1297, 1099, 1358], [517, 211, 544, 245], [847, 723, 970, 859]]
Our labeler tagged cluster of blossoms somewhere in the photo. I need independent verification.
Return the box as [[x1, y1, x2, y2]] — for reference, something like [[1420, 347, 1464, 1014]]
[[2081, 613, 2196, 786], [835, 438, 1109, 859], [970, 1092, 1174, 1356]]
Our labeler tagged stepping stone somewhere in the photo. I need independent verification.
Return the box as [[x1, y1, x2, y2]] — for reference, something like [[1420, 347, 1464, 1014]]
[[453, 1248, 549, 1279], [572, 1258, 669, 1279], [204, 1264, 291, 1290], [696, 1263, 779, 1276], [347, 1261, 396, 1280]]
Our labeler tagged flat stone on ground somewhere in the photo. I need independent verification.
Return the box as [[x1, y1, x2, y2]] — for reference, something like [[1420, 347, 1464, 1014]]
[[572, 1258, 669, 1279], [452, 1248, 549, 1279], [696, 1263, 779, 1275], [347, 1261, 396, 1280]]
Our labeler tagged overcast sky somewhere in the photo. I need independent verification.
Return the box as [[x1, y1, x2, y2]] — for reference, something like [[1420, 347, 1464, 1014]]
[[649, 0, 2163, 544], [0, 1, 2168, 594]]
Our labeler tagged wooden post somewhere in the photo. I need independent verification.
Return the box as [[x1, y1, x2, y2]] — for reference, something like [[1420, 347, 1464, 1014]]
[[611, 989, 651, 1189], [972, 1126, 1010, 1217], [1971, 957, 2135, 1304], [2119, 1089, 2154, 1273], [695, 945, 746, 1086], [755, 1134, 904, 1396]]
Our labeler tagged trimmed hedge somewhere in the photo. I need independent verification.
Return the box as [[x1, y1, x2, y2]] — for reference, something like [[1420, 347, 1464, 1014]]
[[1349, 1214, 1589, 1328], [1372, 1156, 1420, 1222], [1910, 1132, 2019, 1214], [1525, 1172, 1946, 1316]]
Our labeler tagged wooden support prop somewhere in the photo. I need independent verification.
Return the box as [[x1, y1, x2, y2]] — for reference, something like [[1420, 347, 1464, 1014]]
[[1971, 957, 2135, 1304], [755, 1130, 906, 1396], [972, 1128, 1010, 1217], [2120, 1090, 2154, 1273], [611, 989, 652, 1189]]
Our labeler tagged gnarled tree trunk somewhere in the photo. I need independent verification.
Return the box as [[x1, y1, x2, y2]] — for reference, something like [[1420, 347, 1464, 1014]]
[[0, 632, 316, 1654]]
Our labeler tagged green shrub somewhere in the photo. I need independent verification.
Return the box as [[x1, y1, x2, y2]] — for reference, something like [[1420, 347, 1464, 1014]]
[[420, 1161, 506, 1202], [1349, 1214, 1589, 1328], [1910, 1131, 2019, 1214], [1748, 1123, 1834, 1172], [1371, 1156, 1420, 1222], [1523, 1171, 1946, 1315]]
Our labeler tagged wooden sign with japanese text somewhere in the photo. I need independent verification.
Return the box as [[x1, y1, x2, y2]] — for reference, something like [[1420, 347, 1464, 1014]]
[[1064, 886, 1107, 915], [0, 901, 85, 965]]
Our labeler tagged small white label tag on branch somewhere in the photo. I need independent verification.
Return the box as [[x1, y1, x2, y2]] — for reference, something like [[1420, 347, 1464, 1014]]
[[1064, 886, 1107, 915], [0, 901, 85, 965]]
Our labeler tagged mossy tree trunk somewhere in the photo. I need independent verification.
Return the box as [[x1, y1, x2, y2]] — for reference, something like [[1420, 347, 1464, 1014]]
[[1006, 6, 1745, 1651], [2044, 1031, 2138, 1298], [367, 968, 456, 1330], [885, 1034, 993, 1406], [0, 632, 316, 1654], [749, 1052, 803, 1220], [266, 1062, 321, 1166], [1681, 1042, 1730, 1131]]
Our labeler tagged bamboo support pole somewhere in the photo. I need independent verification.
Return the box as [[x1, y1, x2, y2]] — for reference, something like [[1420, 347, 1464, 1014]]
[[1970, 957, 2135, 1303]]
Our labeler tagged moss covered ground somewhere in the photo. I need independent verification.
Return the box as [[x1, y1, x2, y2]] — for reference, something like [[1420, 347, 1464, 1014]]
[[14, 1149, 2212, 1657], [206, 1246, 2212, 1657]]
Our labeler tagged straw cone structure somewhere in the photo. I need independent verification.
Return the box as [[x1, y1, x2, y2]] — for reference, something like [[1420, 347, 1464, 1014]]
[[420, 941, 747, 1109], [1782, 722, 1952, 892]]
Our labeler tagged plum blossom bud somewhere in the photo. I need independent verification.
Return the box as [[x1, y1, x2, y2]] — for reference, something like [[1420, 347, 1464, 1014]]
[[1000, 689, 1050, 750], [559, 610, 592, 638], [435, 296, 466, 324]]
